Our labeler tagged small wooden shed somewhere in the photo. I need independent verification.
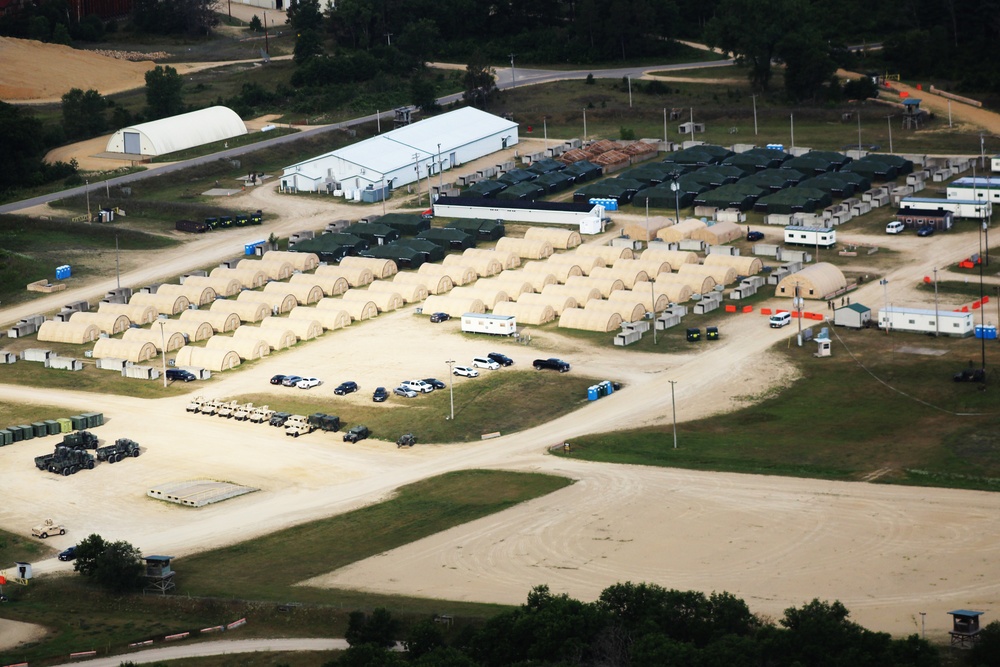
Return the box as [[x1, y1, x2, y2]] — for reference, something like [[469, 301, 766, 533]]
[[181, 308, 241, 333], [37, 321, 100, 344], [71, 311, 131, 335], [174, 346, 241, 371], [834, 302, 872, 329]]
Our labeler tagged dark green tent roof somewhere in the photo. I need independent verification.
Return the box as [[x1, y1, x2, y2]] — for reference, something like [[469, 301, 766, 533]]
[[753, 186, 832, 214], [498, 168, 538, 186], [744, 147, 791, 163], [417, 227, 476, 249], [694, 183, 767, 211], [314, 233, 368, 250], [867, 153, 913, 174], [841, 158, 897, 182], [738, 171, 797, 192], [798, 175, 857, 198], [608, 177, 649, 193], [783, 155, 837, 175], [376, 212, 430, 236], [759, 167, 806, 184], [804, 150, 852, 167], [394, 238, 446, 262], [721, 153, 767, 173], [527, 158, 565, 175], [562, 160, 603, 182], [632, 185, 697, 209], [535, 171, 575, 193], [345, 222, 401, 242], [465, 180, 508, 197], [447, 218, 506, 241], [361, 244, 425, 268], [496, 181, 545, 200]]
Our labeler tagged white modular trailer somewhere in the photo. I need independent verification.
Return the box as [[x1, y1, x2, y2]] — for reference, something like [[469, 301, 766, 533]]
[[946, 177, 1000, 203], [878, 306, 975, 337], [282, 107, 518, 193], [783, 225, 836, 248], [900, 196, 992, 220], [433, 196, 605, 226], [460, 313, 517, 336]]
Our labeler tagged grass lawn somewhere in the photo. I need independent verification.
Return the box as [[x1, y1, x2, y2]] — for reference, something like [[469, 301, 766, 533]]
[[150, 127, 299, 163], [0, 527, 55, 567]]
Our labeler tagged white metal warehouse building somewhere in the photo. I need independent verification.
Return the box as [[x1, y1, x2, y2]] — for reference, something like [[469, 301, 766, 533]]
[[281, 107, 519, 193], [105, 106, 247, 157]]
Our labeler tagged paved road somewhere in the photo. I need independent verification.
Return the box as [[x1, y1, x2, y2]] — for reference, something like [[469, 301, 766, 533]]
[[48, 638, 348, 667]]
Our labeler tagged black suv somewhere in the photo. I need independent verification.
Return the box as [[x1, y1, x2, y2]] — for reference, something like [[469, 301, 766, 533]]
[[372, 387, 389, 402], [166, 369, 196, 382], [343, 425, 371, 443], [533, 358, 570, 372], [335, 381, 359, 395], [270, 374, 287, 385], [488, 352, 514, 367], [429, 312, 451, 323]]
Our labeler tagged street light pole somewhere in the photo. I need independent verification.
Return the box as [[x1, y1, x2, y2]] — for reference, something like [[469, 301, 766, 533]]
[[933, 267, 939, 337], [880, 278, 890, 335], [583, 107, 587, 142], [752, 94, 758, 135], [627, 75, 632, 108], [980, 222, 987, 373], [446, 359, 455, 420], [669, 380, 678, 449], [670, 177, 681, 225], [115, 234, 120, 289], [887, 115, 893, 154], [85, 179, 91, 221], [158, 320, 167, 388], [437, 142, 443, 194], [509, 53, 516, 89]]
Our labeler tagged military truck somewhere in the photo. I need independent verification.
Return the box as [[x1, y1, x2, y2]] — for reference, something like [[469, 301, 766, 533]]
[[199, 399, 224, 416], [343, 425, 371, 443], [308, 413, 341, 432], [284, 415, 316, 437], [248, 405, 274, 424], [96, 438, 140, 463], [32, 518, 66, 539], [232, 402, 255, 421], [216, 400, 239, 418], [396, 433, 416, 448], [62, 430, 99, 450], [186, 396, 206, 412], [36, 446, 95, 475]]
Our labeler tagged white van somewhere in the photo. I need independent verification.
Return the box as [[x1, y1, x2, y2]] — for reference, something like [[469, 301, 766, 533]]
[[471, 356, 501, 370], [769, 312, 792, 328], [885, 221, 905, 234]]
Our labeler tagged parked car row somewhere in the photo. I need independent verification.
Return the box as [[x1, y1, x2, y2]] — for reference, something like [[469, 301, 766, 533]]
[[270, 374, 323, 390]]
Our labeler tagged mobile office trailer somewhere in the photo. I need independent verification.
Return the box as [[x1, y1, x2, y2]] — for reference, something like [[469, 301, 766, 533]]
[[879, 306, 975, 337], [784, 225, 836, 248], [460, 313, 517, 336], [900, 197, 992, 220]]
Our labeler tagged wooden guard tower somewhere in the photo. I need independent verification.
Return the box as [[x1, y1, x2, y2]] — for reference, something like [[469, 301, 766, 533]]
[[144, 555, 176, 595], [948, 609, 984, 647], [902, 98, 924, 130]]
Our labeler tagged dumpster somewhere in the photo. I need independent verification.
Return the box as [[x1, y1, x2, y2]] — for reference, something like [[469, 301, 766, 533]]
[[706, 326, 720, 341], [0, 429, 11, 446], [9, 426, 24, 443], [18, 424, 34, 441], [686, 327, 701, 342], [71, 415, 88, 430], [32, 422, 48, 438]]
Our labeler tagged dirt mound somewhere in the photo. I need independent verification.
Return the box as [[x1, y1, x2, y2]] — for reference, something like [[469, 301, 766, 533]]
[[0, 37, 156, 103]]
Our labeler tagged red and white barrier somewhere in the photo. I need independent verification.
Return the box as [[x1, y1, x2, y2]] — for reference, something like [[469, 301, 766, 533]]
[[164, 632, 190, 641], [227, 618, 247, 630], [128, 640, 154, 648], [200, 625, 225, 634], [70, 651, 97, 659]]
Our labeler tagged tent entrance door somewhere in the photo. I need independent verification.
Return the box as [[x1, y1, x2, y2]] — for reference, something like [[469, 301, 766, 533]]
[[123, 132, 140, 155]]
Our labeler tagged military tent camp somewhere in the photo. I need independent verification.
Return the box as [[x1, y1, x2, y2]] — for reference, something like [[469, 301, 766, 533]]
[[657, 273, 715, 295], [495, 237, 554, 260], [343, 288, 404, 312], [289, 306, 351, 331], [737, 170, 799, 193], [464, 180, 508, 198], [345, 222, 401, 245], [474, 277, 534, 299], [129, 291, 190, 316], [558, 307, 622, 332], [447, 219, 506, 242], [315, 264, 374, 287], [236, 289, 297, 314], [340, 256, 398, 279], [317, 297, 379, 321], [259, 316, 324, 340], [561, 159, 603, 182], [368, 280, 428, 304], [640, 247, 699, 267], [703, 254, 763, 275], [534, 171, 575, 194], [678, 263, 738, 286], [182, 274, 242, 298], [753, 187, 832, 214], [655, 218, 707, 243], [608, 288, 670, 314], [565, 274, 625, 298], [633, 183, 698, 209], [377, 212, 431, 236], [498, 168, 538, 186], [263, 280, 324, 305], [421, 295, 486, 317], [37, 320, 100, 344], [828, 166, 875, 190], [211, 298, 270, 323], [722, 151, 776, 171], [239, 258, 292, 281], [157, 318, 214, 342], [542, 283, 603, 306], [585, 298, 645, 323], [122, 327, 186, 352], [797, 175, 857, 198], [361, 244, 425, 270], [546, 253, 603, 275], [590, 265, 649, 289], [693, 184, 766, 211], [492, 301, 556, 325], [518, 291, 577, 314], [648, 279, 693, 303], [524, 260, 582, 282], [621, 217, 674, 242], [418, 262, 478, 286], [691, 220, 744, 245], [867, 153, 913, 175], [233, 324, 297, 350], [744, 147, 790, 164], [449, 286, 509, 310], [527, 157, 565, 175], [395, 238, 446, 263], [524, 226, 582, 249], [71, 311, 131, 335], [205, 335, 270, 360], [572, 181, 633, 205], [775, 262, 846, 300], [463, 247, 519, 270], [782, 155, 837, 176], [92, 338, 157, 363], [573, 245, 634, 265], [156, 282, 217, 307], [394, 271, 452, 295], [501, 270, 557, 291], [495, 181, 545, 201], [291, 272, 349, 297], [181, 308, 241, 333], [290, 237, 352, 264], [614, 257, 672, 278], [211, 267, 267, 290], [445, 252, 502, 277], [417, 227, 476, 250], [262, 250, 320, 272], [174, 346, 241, 372]]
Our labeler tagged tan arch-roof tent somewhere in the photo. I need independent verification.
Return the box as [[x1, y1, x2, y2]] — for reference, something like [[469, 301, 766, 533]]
[[463, 248, 520, 270], [292, 272, 349, 297], [640, 247, 699, 268], [691, 220, 743, 245], [264, 280, 324, 305], [211, 298, 270, 323], [205, 334, 270, 360], [657, 273, 715, 295], [259, 316, 324, 340], [493, 300, 556, 325], [473, 278, 534, 299], [703, 254, 764, 275], [541, 283, 602, 307], [233, 324, 297, 350], [558, 307, 622, 332], [524, 260, 582, 283], [614, 257, 672, 279], [547, 253, 603, 275], [122, 327, 186, 352], [339, 255, 398, 279], [236, 289, 297, 314], [92, 338, 157, 363], [421, 295, 486, 318], [174, 346, 241, 372], [572, 244, 634, 264], [500, 270, 557, 292], [678, 263, 738, 286], [495, 236, 554, 260], [37, 321, 100, 344], [775, 262, 847, 300], [590, 265, 649, 289], [342, 288, 403, 313], [449, 286, 509, 310], [129, 291, 190, 316], [655, 218, 707, 243], [393, 271, 451, 295], [518, 292, 577, 315], [70, 311, 131, 335], [239, 258, 293, 281], [648, 280, 693, 303], [608, 288, 670, 314], [315, 263, 375, 287], [523, 226, 582, 249], [97, 302, 158, 325], [368, 280, 427, 304], [210, 266, 267, 289], [445, 252, 502, 277], [585, 298, 645, 323], [182, 274, 243, 298], [565, 274, 625, 298], [181, 308, 241, 333], [157, 317, 214, 342], [156, 282, 217, 307], [289, 305, 351, 330], [622, 217, 674, 242], [262, 249, 319, 272], [317, 297, 379, 321], [418, 262, 477, 286]]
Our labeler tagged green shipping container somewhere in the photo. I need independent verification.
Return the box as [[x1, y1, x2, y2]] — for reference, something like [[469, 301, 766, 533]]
[[82, 412, 104, 428], [31, 422, 47, 438], [18, 424, 34, 441], [0, 429, 11, 446], [70, 415, 87, 430], [44, 419, 60, 435], [57, 418, 73, 433], [8, 426, 23, 442]]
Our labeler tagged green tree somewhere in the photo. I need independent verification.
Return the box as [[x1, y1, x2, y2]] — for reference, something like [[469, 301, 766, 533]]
[[397, 18, 439, 63], [61, 88, 107, 140], [248, 14, 262, 32], [27, 15, 50, 41], [345, 608, 400, 648], [969, 621, 1000, 667], [778, 29, 836, 101], [144, 65, 184, 119], [403, 619, 445, 660], [337, 643, 405, 666], [51, 22, 71, 44], [72, 533, 144, 593], [409, 77, 439, 112], [462, 56, 497, 109], [72, 533, 107, 578]]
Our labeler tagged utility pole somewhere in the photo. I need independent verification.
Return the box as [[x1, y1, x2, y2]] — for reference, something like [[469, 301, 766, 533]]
[[263, 11, 269, 54], [413, 153, 421, 205], [627, 75, 632, 108], [752, 94, 758, 135], [880, 278, 890, 334], [663, 107, 668, 146], [158, 320, 167, 389], [543, 116, 548, 149], [115, 234, 120, 289], [887, 115, 893, 154], [446, 359, 455, 420], [933, 267, 939, 337], [437, 142, 443, 194], [509, 53, 516, 89], [85, 179, 91, 221], [795, 281, 803, 346], [857, 110, 862, 153], [790, 113, 795, 152], [669, 380, 678, 449], [689, 107, 695, 142], [385, 33, 392, 46], [381, 177, 387, 216], [583, 107, 587, 141]]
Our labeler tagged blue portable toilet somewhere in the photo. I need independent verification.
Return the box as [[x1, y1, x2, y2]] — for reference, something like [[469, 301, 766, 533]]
[[587, 385, 599, 401], [603, 380, 614, 396], [56, 265, 71, 280], [975, 325, 997, 340]]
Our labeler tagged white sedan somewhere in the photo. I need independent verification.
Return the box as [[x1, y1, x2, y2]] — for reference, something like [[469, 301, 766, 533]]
[[296, 377, 323, 389], [453, 366, 479, 378]]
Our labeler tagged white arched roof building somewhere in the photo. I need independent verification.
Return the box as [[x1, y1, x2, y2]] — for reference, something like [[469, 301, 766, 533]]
[[105, 106, 247, 157]]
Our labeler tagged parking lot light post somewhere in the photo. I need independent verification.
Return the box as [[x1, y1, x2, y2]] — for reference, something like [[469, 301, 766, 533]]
[[158, 320, 167, 388], [669, 380, 678, 449], [446, 359, 455, 420]]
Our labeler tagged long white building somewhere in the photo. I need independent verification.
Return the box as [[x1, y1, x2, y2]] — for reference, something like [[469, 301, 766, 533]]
[[281, 107, 519, 194]]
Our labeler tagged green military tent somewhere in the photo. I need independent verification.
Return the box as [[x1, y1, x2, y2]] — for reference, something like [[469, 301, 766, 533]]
[[395, 238, 447, 263], [562, 160, 603, 182], [527, 158, 565, 175], [465, 180, 508, 198], [694, 183, 767, 211], [377, 212, 431, 236], [753, 186, 832, 214], [496, 181, 545, 201], [417, 227, 477, 250], [361, 243, 425, 269], [535, 171, 575, 194]]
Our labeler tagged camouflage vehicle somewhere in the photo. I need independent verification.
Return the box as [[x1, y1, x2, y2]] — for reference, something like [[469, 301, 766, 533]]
[[269, 412, 292, 427], [36, 445, 95, 476], [62, 431, 99, 450], [343, 425, 371, 443], [396, 433, 416, 448], [96, 438, 140, 463], [308, 413, 341, 432]]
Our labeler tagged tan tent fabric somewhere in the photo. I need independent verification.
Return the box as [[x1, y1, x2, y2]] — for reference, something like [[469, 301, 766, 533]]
[[590, 265, 650, 289], [182, 274, 242, 297], [474, 278, 534, 299], [500, 270, 557, 291], [542, 283, 603, 306], [252, 259, 295, 281], [678, 263, 738, 286], [572, 245, 634, 264], [449, 286, 509, 310], [650, 281, 693, 303], [656, 273, 715, 295], [614, 258, 672, 279], [493, 300, 556, 325], [121, 327, 186, 352], [211, 298, 270, 323], [262, 250, 319, 272], [523, 226, 582, 249], [129, 291, 190, 316], [205, 334, 271, 360], [524, 260, 582, 282], [640, 248, 699, 267], [565, 274, 625, 298], [236, 290, 297, 314], [339, 299, 379, 321], [393, 272, 452, 295], [558, 307, 622, 332], [463, 248, 520, 270], [292, 272, 350, 297], [495, 237, 554, 260], [210, 267, 267, 289], [181, 308, 240, 332], [92, 338, 157, 363], [421, 295, 486, 317], [289, 306, 351, 330], [585, 298, 645, 323], [369, 280, 427, 304], [775, 262, 847, 300], [233, 324, 297, 350], [518, 292, 577, 314], [70, 311, 131, 335], [157, 318, 214, 342], [156, 282, 217, 307], [37, 321, 100, 344], [98, 302, 158, 325], [315, 264, 375, 287], [546, 253, 603, 275], [608, 288, 670, 314], [343, 288, 403, 312], [260, 316, 324, 340], [703, 254, 764, 275], [339, 256, 398, 279], [445, 253, 502, 277], [418, 262, 477, 286], [174, 346, 241, 371], [622, 217, 673, 242], [655, 218, 707, 242], [691, 220, 743, 245], [264, 280, 324, 305]]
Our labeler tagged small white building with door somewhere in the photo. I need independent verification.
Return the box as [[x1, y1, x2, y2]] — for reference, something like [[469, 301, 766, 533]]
[[879, 305, 975, 337], [834, 302, 871, 329]]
